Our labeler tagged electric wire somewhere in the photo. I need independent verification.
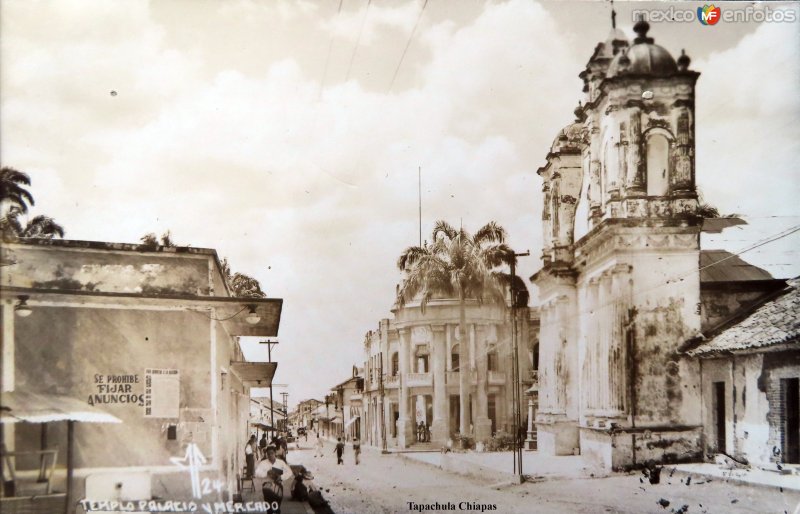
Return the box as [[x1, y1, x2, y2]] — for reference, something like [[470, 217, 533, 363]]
[[345, 0, 372, 82], [388, 0, 429, 92]]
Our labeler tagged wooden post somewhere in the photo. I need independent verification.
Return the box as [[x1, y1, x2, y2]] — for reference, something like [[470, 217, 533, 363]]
[[65, 421, 74, 514]]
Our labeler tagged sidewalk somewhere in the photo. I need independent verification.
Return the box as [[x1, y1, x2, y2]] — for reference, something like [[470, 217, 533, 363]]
[[397, 450, 600, 482], [671, 463, 800, 493]]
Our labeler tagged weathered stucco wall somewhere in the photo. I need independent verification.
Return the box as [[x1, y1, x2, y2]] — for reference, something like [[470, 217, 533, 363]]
[[629, 250, 702, 428], [700, 289, 772, 332], [3, 244, 212, 296], [14, 306, 212, 469]]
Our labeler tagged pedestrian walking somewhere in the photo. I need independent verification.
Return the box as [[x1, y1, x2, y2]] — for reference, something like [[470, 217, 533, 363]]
[[352, 437, 361, 465], [314, 435, 325, 457], [334, 437, 345, 465]]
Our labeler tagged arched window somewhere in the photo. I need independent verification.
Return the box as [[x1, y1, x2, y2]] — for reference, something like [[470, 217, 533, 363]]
[[573, 155, 590, 241], [646, 133, 670, 196], [391, 352, 399, 376], [450, 344, 460, 372]]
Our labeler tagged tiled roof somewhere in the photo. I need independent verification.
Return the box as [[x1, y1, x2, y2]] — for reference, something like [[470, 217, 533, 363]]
[[699, 250, 775, 283], [687, 278, 800, 356]]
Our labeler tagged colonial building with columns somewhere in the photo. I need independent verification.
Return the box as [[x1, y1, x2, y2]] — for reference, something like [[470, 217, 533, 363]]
[[360, 300, 538, 450], [533, 19, 793, 471]]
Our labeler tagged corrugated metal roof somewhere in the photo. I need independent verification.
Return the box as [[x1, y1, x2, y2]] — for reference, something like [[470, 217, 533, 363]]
[[699, 250, 775, 283], [687, 278, 800, 356], [0, 391, 122, 424]]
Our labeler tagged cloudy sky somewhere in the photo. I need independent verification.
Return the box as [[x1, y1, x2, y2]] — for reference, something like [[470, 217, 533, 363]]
[[2, 0, 798, 407]]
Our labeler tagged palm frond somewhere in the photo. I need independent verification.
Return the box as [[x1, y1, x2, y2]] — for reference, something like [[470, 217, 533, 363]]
[[22, 215, 65, 239], [431, 220, 457, 242], [474, 221, 506, 245], [397, 245, 428, 271]]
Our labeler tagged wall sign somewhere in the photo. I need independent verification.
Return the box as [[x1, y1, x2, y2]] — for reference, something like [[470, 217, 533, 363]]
[[88, 374, 144, 406], [144, 368, 180, 419]]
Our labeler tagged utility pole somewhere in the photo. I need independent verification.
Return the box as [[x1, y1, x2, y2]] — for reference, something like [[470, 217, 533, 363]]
[[510, 250, 529, 482], [281, 392, 289, 433], [259, 340, 279, 439], [380, 351, 388, 453]]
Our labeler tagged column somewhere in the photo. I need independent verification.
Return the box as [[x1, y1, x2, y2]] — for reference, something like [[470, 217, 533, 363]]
[[587, 278, 600, 416], [430, 324, 448, 444], [474, 324, 492, 441], [598, 272, 611, 415], [525, 397, 536, 449], [396, 328, 414, 448], [609, 265, 630, 416]]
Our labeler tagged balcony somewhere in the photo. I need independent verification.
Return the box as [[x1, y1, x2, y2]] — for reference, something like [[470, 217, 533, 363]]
[[445, 370, 477, 386], [488, 370, 506, 385], [384, 375, 399, 389], [406, 372, 432, 387]]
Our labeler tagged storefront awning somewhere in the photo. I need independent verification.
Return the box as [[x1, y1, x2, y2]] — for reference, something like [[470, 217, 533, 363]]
[[0, 391, 122, 424], [231, 362, 277, 387]]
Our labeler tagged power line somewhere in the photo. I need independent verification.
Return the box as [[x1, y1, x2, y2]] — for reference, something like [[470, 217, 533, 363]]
[[388, 0, 428, 92], [345, 0, 372, 82], [319, 0, 345, 97]]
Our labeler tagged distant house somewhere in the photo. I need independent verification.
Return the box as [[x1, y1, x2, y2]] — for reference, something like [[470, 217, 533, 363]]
[[685, 278, 800, 467], [331, 368, 364, 441], [1, 238, 282, 504]]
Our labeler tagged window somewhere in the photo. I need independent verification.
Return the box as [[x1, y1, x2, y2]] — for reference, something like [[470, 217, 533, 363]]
[[646, 133, 670, 196], [451, 344, 460, 371], [391, 352, 399, 376], [487, 346, 498, 372]]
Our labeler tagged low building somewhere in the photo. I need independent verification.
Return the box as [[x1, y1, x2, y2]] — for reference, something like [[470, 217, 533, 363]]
[[684, 278, 799, 467], [330, 368, 364, 441], [249, 396, 285, 439], [295, 398, 323, 432], [0, 238, 282, 505], [361, 301, 539, 450]]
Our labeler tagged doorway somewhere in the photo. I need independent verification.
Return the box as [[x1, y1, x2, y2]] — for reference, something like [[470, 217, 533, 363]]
[[713, 381, 726, 454], [782, 377, 799, 463]]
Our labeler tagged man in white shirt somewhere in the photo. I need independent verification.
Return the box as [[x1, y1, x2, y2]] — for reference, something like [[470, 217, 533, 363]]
[[256, 445, 294, 509]]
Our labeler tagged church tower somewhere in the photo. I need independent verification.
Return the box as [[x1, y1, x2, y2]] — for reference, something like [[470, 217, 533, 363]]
[[534, 18, 704, 469]]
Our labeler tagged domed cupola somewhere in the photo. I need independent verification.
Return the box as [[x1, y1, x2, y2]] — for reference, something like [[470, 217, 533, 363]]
[[607, 20, 677, 78]]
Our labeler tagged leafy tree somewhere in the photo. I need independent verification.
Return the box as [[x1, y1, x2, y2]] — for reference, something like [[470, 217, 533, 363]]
[[139, 231, 176, 250], [0, 166, 34, 214], [220, 257, 266, 298], [396, 220, 524, 436]]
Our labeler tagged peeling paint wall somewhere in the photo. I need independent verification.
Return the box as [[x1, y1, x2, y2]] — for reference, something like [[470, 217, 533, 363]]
[[3, 245, 212, 296], [701, 352, 800, 466], [700, 289, 775, 332], [14, 307, 212, 468]]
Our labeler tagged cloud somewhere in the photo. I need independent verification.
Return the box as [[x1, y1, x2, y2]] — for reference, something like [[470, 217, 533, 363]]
[[2, 0, 797, 405]]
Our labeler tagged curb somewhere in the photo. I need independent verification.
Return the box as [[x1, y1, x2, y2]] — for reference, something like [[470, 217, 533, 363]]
[[669, 467, 800, 494]]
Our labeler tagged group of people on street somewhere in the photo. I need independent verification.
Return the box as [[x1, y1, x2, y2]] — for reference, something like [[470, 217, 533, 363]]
[[313, 432, 361, 465], [417, 421, 431, 442]]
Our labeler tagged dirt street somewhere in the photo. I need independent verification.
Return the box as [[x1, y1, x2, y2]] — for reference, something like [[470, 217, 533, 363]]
[[289, 437, 800, 514]]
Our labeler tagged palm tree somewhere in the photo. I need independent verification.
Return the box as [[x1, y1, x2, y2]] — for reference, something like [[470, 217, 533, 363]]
[[0, 206, 64, 239], [0, 166, 35, 214], [397, 220, 520, 437]]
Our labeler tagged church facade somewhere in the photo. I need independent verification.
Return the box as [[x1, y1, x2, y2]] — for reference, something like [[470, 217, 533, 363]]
[[533, 20, 706, 470]]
